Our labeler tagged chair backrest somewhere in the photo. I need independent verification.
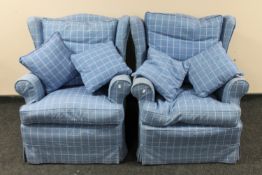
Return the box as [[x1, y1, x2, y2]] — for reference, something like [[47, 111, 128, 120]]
[[131, 12, 236, 69], [27, 14, 130, 60]]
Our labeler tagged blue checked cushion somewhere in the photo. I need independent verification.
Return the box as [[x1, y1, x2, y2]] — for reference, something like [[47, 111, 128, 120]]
[[27, 14, 130, 87], [27, 14, 114, 49], [42, 19, 117, 54], [20, 33, 77, 93], [145, 12, 223, 61], [42, 18, 117, 87], [140, 89, 240, 127], [19, 86, 123, 125], [71, 42, 132, 93], [184, 42, 239, 97], [132, 47, 187, 101]]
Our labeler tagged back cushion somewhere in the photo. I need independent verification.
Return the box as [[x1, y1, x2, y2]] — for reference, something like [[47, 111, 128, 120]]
[[42, 19, 117, 53], [27, 14, 119, 87], [145, 12, 223, 61]]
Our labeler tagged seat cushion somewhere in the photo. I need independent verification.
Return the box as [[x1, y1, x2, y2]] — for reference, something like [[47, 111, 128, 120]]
[[145, 12, 223, 61], [20, 86, 124, 125], [140, 89, 240, 127]]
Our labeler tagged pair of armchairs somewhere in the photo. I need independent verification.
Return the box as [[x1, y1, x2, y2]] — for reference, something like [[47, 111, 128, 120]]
[[15, 13, 249, 165]]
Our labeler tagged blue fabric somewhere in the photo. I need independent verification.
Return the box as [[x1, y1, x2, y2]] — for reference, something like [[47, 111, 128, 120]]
[[20, 86, 123, 125], [108, 75, 131, 104], [27, 17, 43, 49], [71, 42, 131, 93], [140, 89, 240, 127], [221, 16, 236, 51], [21, 123, 127, 164], [115, 16, 130, 60], [133, 48, 187, 101], [27, 14, 130, 87], [130, 16, 147, 68], [217, 75, 249, 105], [20, 33, 77, 93], [130, 15, 236, 70], [130, 13, 247, 165], [184, 42, 239, 97], [145, 12, 223, 61], [131, 77, 155, 102], [138, 120, 242, 164], [42, 19, 117, 54], [18, 14, 131, 164], [15, 74, 45, 104], [27, 14, 115, 49]]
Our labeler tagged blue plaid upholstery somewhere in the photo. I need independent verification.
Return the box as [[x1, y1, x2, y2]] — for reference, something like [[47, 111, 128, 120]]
[[71, 42, 131, 93], [115, 16, 130, 60], [138, 120, 242, 164], [145, 12, 223, 61], [140, 89, 240, 127], [20, 86, 123, 125], [27, 14, 130, 87], [184, 42, 239, 97], [130, 13, 248, 164], [27, 14, 114, 49], [15, 74, 45, 104], [130, 16, 147, 68], [20, 33, 77, 93], [42, 19, 117, 54], [221, 16, 236, 51], [16, 14, 131, 164], [108, 75, 132, 104], [27, 17, 43, 48], [130, 14, 236, 69], [217, 75, 249, 105], [131, 77, 155, 102], [21, 122, 127, 164], [133, 47, 187, 101]]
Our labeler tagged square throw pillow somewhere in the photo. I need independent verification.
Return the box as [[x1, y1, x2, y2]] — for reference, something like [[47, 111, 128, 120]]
[[132, 47, 188, 101], [20, 32, 77, 93], [184, 42, 239, 97], [145, 12, 223, 61], [42, 19, 118, 87], [71, 42, 131, 93]]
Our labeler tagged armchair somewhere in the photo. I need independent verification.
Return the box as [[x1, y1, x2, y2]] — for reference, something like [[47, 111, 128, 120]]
[[130, 13, 249, 164], [15, 14, 131, 164]]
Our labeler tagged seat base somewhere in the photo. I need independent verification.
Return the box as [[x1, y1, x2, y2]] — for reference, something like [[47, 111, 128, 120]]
[[138, 120, 242, 165], [21, 123, 127, 164]]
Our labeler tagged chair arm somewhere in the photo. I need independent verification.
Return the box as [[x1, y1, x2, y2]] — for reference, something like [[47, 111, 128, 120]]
[[131, 77, 155, 102], [217, 76, 249, 105], [108, 74, 131, 104], [15, 74, 45, 104]]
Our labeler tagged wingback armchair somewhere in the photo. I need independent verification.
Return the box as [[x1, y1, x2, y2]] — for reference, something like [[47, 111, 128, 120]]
[[130, 13, 249, 165], [15, 14, 131, 164]]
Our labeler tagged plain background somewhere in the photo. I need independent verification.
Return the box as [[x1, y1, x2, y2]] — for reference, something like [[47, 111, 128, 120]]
[[0, 0, 261, 95]]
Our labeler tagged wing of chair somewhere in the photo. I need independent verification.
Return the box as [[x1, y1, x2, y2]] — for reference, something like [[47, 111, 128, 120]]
[[15, 14, 131, 164], [130, 14, 249, 165]]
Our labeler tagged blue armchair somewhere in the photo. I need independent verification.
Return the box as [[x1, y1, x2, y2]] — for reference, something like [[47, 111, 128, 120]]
[[15, 14, 131, 164], [130, 13, 249, 165]]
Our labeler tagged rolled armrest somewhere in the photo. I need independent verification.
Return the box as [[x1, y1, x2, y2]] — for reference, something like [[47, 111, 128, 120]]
[[131, 77, 155, 102], [108, 74, 131, 104], [217, 76, 249, 105], [15, 74, 45, 104]]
